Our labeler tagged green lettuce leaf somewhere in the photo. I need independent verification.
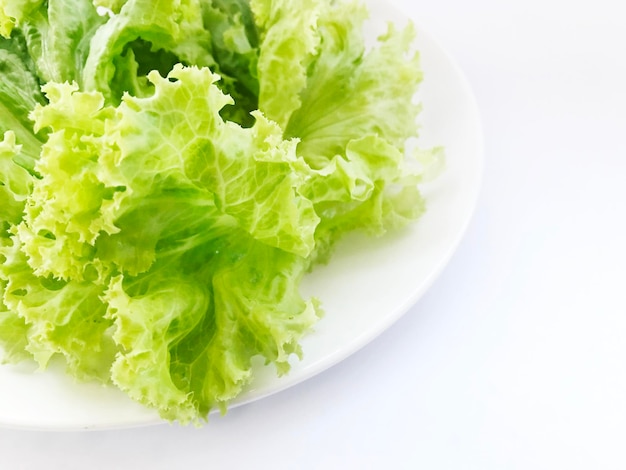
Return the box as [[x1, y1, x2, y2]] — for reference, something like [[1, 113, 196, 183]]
[[250, 0, 323, 130], [112, 66, 318, 259], [0, 131, 34, 228], [13, 64, 322, 421], [20, 64, 318, 282], [0, 0, 41, 39], [0, 300, 30, 364], [91, 0, 128, 14], [82, 0, 214, 102], [105, 237, 318, 422], [0, 233, 115, 380], [7, 0, 106, 85], [0, 32, 45, 170], [0, 237, 30, 364], [200, 0, 260, 126], [0, 0, 435, 424], [304, 135, 426, 239], [255, 0, 428, 260], [285, 8, 422, 163]]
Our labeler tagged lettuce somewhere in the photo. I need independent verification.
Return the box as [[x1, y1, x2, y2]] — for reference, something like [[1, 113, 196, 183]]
[[0, 0, 436, 424]]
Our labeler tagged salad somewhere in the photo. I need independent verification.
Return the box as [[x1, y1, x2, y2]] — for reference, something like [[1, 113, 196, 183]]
[[0, 0, 438, 424]]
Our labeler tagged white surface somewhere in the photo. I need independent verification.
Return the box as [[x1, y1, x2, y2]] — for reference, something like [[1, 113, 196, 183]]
[[0, 0, 482, 430], [2, 0, 626, 467]]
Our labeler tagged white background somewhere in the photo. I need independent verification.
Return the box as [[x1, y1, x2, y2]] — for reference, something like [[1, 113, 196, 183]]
[[3, 0, 626, 468]]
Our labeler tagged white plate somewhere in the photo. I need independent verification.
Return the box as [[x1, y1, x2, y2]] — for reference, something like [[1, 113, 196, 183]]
[[0, 0, 483, 431]]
